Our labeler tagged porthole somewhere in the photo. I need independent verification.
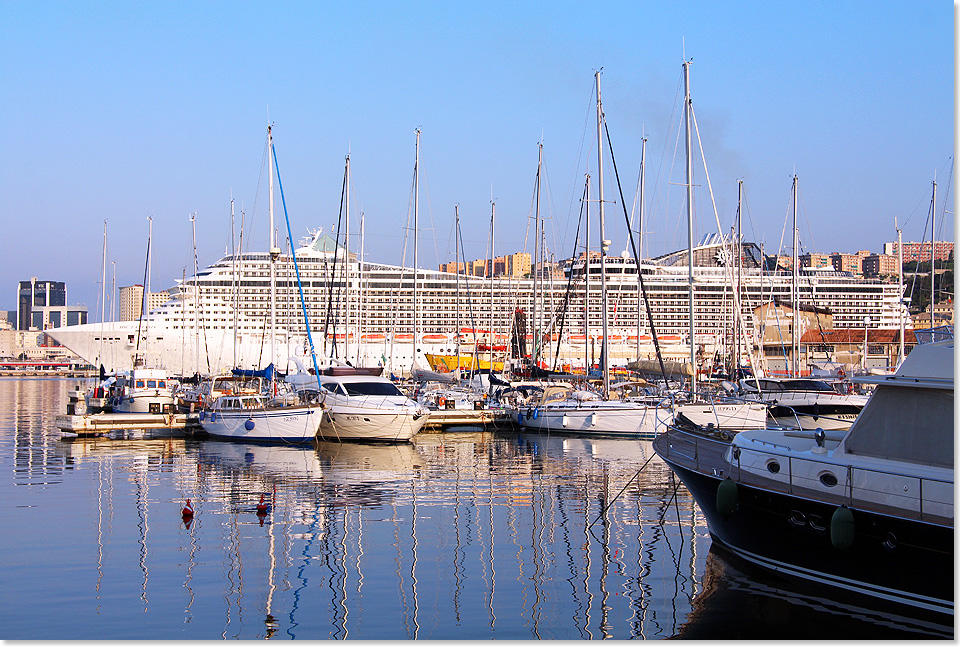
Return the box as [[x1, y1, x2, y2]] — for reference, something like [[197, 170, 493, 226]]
[[819, 471, 839, 487], [766, 460, 781, 474]]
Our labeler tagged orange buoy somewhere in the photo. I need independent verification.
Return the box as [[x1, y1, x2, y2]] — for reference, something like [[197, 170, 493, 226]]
[[182, 499, 194, 518]]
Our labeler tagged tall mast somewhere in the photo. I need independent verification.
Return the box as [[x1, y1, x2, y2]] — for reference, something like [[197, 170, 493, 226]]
[[683, 60, 696, 394], [455, 204, 461, 376], [595, 69, 610, 396], [100, 221, 107, 326], [636, 136, 646, 362], [489, 201, 495, 372], [533, 143, 542, 366], [929, 178, 937, 329], [896, 218, 905, 366], [231, 198, 237, 368], [731, 179, 743, 382], [584, 174, 591, 373], [413, 129, 420, 364], [345, 153, 351, 365], [359, 210, 365, 364], [268, 125, 278, 381], [791, 175, 799, 377], [191, 212, 199, 373]]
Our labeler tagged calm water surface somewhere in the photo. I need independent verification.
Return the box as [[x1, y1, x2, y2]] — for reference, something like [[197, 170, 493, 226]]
[[0, 378, 948, 639]]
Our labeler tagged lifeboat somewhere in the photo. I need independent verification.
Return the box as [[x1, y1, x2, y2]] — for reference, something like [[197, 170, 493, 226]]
[[421, 333, 450, 343], [393, 333, 415, 343], [361, 333, 386, 342]]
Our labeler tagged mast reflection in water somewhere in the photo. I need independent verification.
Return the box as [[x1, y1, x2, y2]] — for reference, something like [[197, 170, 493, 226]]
[[0, 378, 938, 639]]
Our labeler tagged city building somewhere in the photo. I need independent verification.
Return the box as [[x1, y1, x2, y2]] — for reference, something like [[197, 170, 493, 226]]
[[830, 252, 864, 276], [800, 253, 831, 270], [16, 278, 87, 331], [882, 240, 954, 263], [862, 253, 900, 278], [801, 328, 917, 372], [441, 252, 532, 279], [119, 284, 171, 321]]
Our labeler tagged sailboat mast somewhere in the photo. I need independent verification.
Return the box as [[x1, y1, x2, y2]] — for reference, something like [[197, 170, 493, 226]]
[[683, 60, 696, 394], [791, 174, 799, 377], [896, 218, 905, 366], [731, 179, 743, 381], [455, 204, 461, 376], [489, 201, 495, 372], [268, 125, 278, 382], [930, 178, 937, 329], [345, 153, 351, 365], [584, 174, 591, 373], [636, 137, 646, 361], [533, 144, 542, 365], [595, 69, 610, 395], [231, 198, 237, 368], [414, 129, 420, 364], [359, 210, 365, 363]]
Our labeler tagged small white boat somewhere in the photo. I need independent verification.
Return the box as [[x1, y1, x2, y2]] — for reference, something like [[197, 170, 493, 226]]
[[520, 384, 670, 438], [109, 367, 178, 414], [201, 392, 321, 443]]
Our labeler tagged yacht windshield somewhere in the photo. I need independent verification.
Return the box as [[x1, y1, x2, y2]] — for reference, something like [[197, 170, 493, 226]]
[[342, 381, 404, 397]]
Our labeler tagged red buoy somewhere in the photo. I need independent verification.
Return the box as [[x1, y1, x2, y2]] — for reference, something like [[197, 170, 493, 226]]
[[256, 494, 269, 514], [182, 499, 194, 517]]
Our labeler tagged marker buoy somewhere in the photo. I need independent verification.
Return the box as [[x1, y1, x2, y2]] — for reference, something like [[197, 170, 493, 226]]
[[256, 494, 270, 515], [182, 499, 194, 518]]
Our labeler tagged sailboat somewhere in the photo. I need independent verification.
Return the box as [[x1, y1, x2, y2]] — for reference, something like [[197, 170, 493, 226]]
[[519, 72, 674, 438], [668, 61, 767, 432], [200, 125, 321, 443], [111, 217, 180, 414]]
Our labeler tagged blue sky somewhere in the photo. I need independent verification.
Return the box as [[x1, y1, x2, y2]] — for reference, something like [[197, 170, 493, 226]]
[[1, 1, 953, 316]]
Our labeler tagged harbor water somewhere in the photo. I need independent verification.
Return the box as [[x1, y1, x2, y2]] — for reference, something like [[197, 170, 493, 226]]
[[0, 377, 948, 639]]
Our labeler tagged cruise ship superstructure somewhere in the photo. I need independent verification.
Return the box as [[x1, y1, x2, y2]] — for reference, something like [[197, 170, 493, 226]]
[[48, 229, 906, 377]]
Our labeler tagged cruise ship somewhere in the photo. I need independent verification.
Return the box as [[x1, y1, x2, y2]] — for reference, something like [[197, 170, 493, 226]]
[[48, 229, 905, 377]]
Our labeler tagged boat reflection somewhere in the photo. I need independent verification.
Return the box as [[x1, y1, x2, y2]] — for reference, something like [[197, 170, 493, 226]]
[[680, 545, 954, 639]]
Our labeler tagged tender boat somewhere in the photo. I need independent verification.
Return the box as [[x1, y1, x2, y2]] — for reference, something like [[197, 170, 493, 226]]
[[653, 336, 954, 622]]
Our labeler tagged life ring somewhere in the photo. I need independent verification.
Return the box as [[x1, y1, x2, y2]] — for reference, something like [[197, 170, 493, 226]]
[[837, 368, 845, 378], [438, 396, 447, 408]]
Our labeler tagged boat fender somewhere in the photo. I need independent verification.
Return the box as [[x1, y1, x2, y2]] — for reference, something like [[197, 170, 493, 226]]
[[532, 408, 539, 420], [830, 506, 855, 550], [199, 410, 205, 421], [716, 478, 738, 518], [245, 419, 255, 431], [561, 414, 569, 428], [517, 411, 524, 424]]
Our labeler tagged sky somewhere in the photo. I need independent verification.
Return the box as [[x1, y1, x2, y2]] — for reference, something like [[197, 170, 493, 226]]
[[1, 1, 954, 318]]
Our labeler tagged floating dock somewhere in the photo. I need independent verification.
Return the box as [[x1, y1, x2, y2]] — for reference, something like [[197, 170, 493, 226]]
[[56, 412, 201, 436], [421, 407, 517, 431]]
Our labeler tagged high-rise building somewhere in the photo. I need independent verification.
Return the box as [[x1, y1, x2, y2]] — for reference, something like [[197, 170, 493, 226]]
[[118, 285, 171, 321], [882, 240, 954, 263], [16, 278, 86, 330]]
